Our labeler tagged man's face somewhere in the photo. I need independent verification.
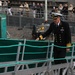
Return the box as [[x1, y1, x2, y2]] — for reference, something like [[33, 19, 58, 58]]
[[53, 16, 60, 25]]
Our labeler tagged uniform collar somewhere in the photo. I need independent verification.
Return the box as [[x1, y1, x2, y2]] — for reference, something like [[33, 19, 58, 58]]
[[54, 21, 62, 26], [58, 21, 62, 26]]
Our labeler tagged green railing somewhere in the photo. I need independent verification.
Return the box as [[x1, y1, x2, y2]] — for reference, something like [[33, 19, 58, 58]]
[[0, 38, 74, 73]]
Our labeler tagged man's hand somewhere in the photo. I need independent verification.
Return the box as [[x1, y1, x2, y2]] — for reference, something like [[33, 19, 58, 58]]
[[66, 48, 70, 52], [36, 38, 39, 41], [66, 43, 71, 52]]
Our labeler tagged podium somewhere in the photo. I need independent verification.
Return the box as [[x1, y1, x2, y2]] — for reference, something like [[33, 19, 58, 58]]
[[0, 14, 7, 38]]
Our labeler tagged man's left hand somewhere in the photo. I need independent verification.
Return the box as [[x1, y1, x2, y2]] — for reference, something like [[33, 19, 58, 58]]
[[66, 48, 70, 52]]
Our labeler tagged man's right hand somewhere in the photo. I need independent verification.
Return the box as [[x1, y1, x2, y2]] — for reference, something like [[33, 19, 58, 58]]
[[36, 38, 39, 41]]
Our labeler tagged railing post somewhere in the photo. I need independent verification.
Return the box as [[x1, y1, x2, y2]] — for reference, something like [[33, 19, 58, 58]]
[[45, 42, 54, 75], [13, 42, 21, 75], [70, 44, 75, 75], [18, 11, 22, 30]]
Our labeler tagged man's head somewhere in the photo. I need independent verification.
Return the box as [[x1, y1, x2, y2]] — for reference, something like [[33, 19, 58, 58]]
[[51, 12, 62, 24]]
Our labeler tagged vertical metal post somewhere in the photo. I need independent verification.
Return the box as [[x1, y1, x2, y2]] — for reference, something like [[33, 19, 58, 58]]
[[16, 42, 21, 62], [46, 40, 50, 59], [70, 44, 74, 75], [21, 39, 26, 70], [53, 0, 56, 7], [46, 41, 54, 74], [21, 39, 26, 61], [18, 12, 22, 30], [49, 43, 54, 68], [71, 45, 74, 65], [14, 42, 21, 75], [45, 41, 50, 74], [20, 12, 21, 28], [45, 0, 48, 21]]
